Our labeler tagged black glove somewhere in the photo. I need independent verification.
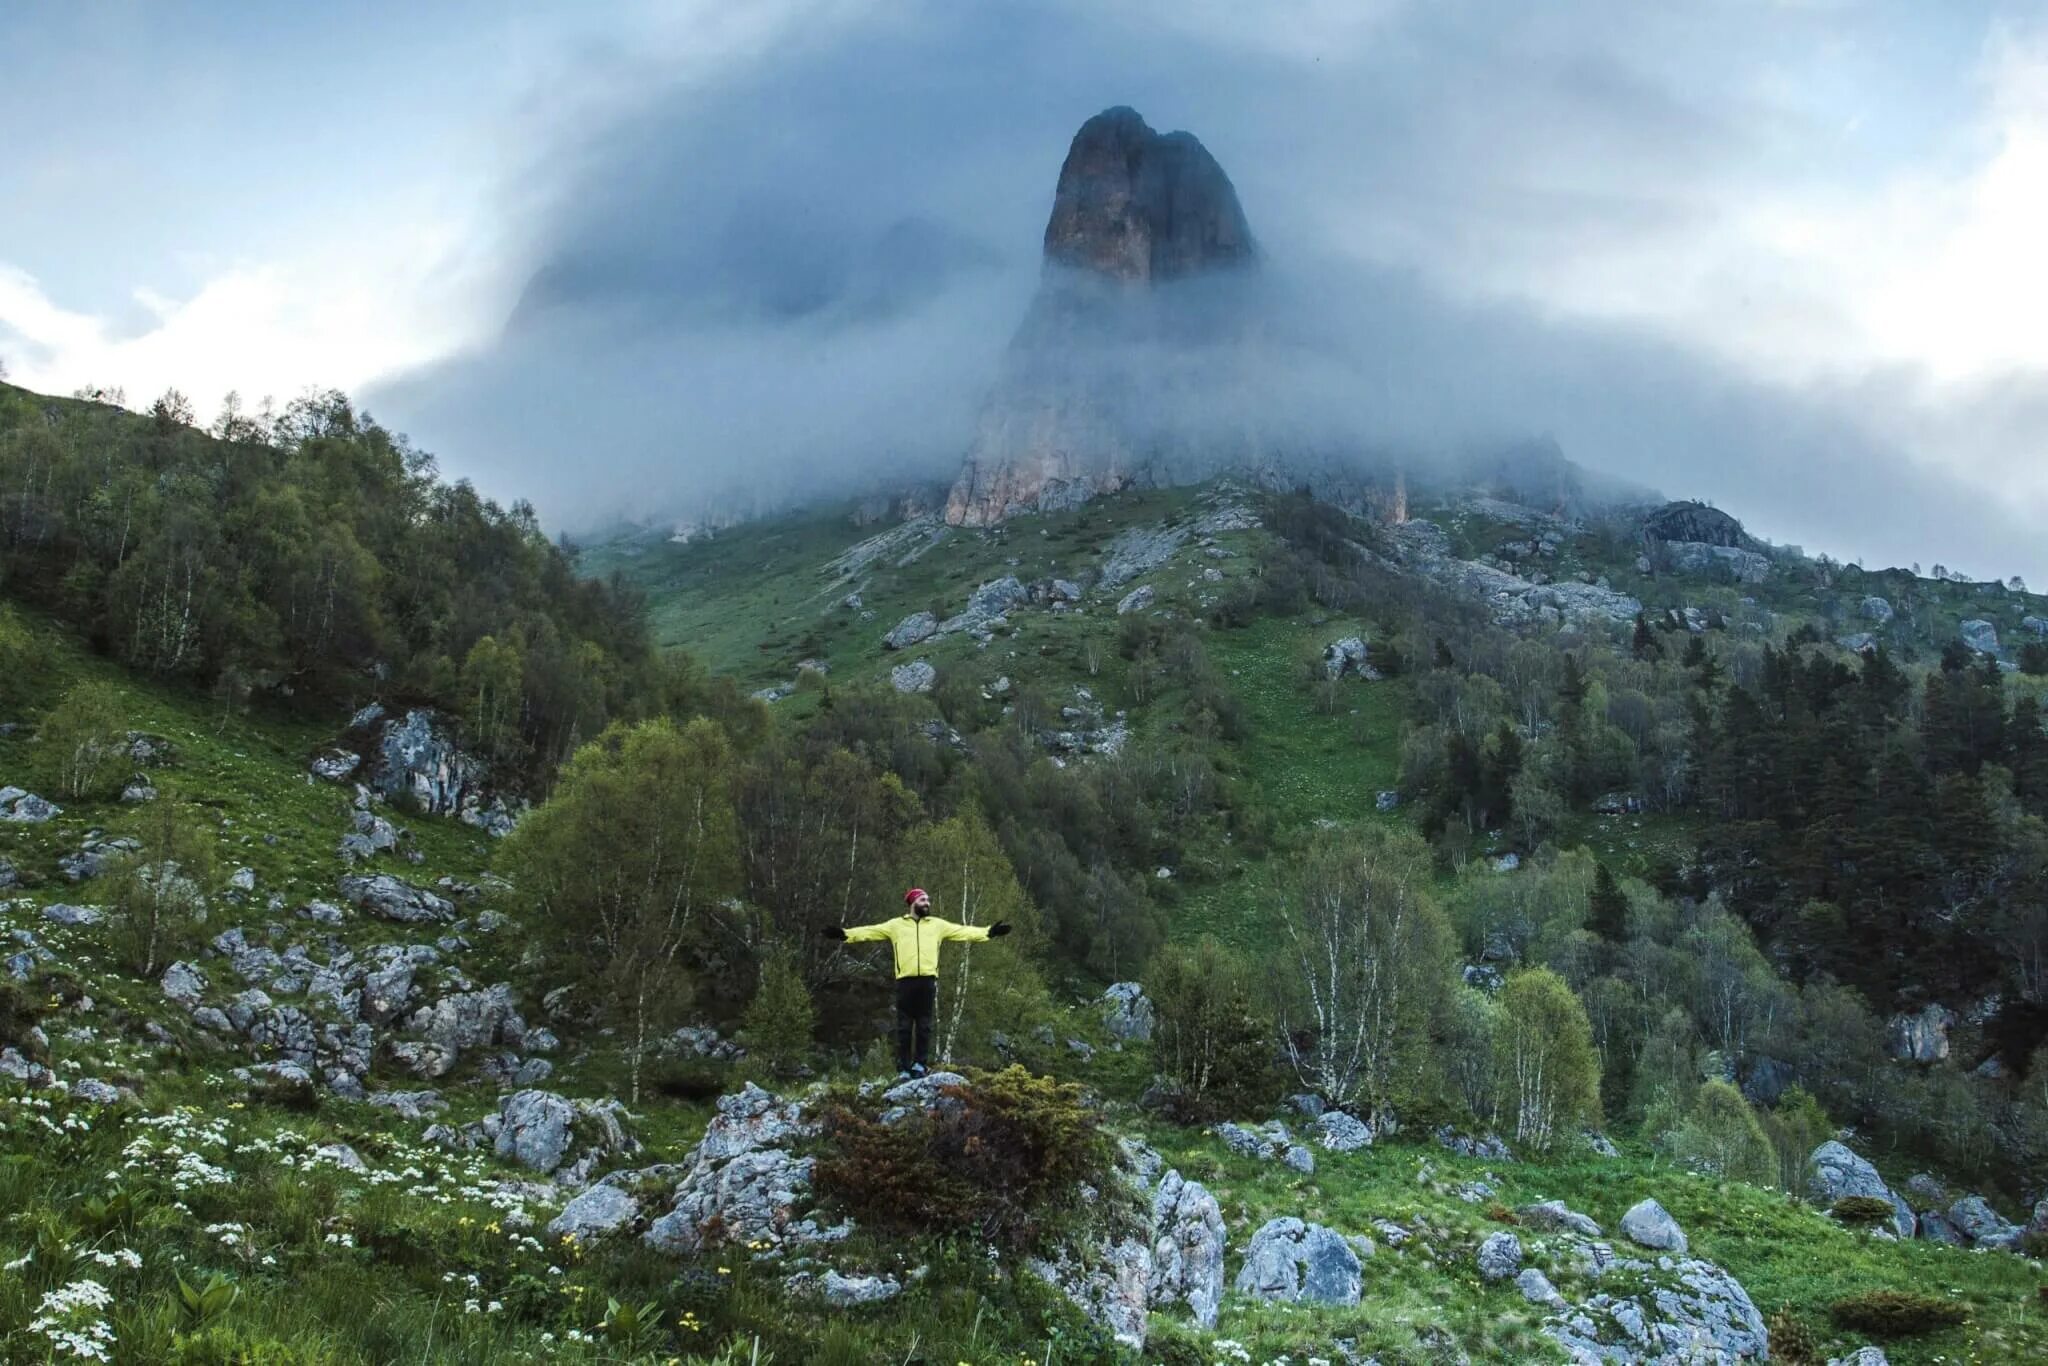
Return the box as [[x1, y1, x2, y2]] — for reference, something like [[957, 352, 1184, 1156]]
[[825, 925, 848, 942], [988, 921, 1013, 937]]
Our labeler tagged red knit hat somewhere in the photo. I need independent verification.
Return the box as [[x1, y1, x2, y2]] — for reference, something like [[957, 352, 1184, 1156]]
[[904, 887, 929, 908]]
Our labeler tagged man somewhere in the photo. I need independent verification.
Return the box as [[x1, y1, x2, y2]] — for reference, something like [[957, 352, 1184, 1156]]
[[827, 887, 1012, 1078]]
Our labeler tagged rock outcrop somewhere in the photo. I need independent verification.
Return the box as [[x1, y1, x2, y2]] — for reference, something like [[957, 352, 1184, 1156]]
[[945, 107, 1262, 527], [1234, 1217, 1367, 1306], [1808, 1141, 1915, 1239], [1149, 1170, 1225, 1328]]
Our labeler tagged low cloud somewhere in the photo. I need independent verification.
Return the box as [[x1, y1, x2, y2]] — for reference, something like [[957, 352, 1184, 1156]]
[[350, 0, 2048, 579]]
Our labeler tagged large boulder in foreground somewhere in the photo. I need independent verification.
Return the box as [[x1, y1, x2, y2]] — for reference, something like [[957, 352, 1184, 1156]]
[[1150, 1170, 1224, 1328], [1807, 1141, 1915, 1239], [1234, 1217, 1365, 1306]]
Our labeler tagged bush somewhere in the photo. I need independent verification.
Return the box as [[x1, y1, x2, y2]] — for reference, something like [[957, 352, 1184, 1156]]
[[0, 976, 50, 1059], [1145, 937, 1276, 1122], [1830, 1196, 1900, 1229], [814, 1065, 1113, 1249], [740, 945, 814, 1079], [105, 799, 216, 978], [1765, 1305, 1821, 1364], [37, 680, 130, 800], [1828, 1290, 1970, 1339], [1666, 1080, 1775, 1185]]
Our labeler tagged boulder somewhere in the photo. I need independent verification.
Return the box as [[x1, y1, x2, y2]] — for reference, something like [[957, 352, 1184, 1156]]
[[1860, 596, 1894, 625], [1477, 1230, 1523, 1281], [1546, 1255, 1768, 1363], [1115, 585, 1155, 615], [1027, 1236, 1153, 1349], [1315, 1110, 1374, 1153], [882, 612, 938, 651], [411, 983, 526, 1055], [1620, 1198, 1688, 1254], [1100, 982, 1154, 1042], [360, 961, 416, 1025], [1961, 619, 2000, 654], [0, 788, 61, 823], [59, 835, 141, 882], [1947, 1194, 2021, 1250], [1916, 1209, 1964, 1245], [1322, 635, 1370, 680], [1885, 1004, 1954, 1063], [1517, 1267, 1565, 1308], [546, 1184, 640, 1243], [646, 1084, 834, 1255], [890, 661, 936, 694], [42, 904, 102, 927], [339, 874, 454, 924], [1828, 1351, 1889, 1366], [1807, 1141, 1914, 1239], [1150, 1170, 1225, 1329], [1234, 1217, 1363, 1306], [1518, 1200, 1603, 1239], [785, 1270, 903, 1308], [493, 1089, 633, 1180]]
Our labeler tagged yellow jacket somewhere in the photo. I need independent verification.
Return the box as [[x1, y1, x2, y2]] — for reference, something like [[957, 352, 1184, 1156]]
[[842, 914, 992, 978]]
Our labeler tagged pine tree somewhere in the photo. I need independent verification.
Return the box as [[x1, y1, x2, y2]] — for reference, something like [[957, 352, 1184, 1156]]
[[1589, 862, 1630, 944]]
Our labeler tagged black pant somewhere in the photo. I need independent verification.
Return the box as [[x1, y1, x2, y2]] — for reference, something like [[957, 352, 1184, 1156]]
[[895, 975, 937, 1072]]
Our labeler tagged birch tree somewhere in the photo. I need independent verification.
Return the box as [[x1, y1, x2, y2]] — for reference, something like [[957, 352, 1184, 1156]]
[[1274, 827, 1451, 1119], [504, 717, 739, 1104], [1494, 967, 1599, 1152]]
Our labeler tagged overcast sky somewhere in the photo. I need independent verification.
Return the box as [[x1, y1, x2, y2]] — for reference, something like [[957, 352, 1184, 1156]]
[[4, 1, 2045, 578]]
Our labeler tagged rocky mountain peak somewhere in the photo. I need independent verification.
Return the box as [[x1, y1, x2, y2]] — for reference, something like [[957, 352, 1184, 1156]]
[[1042, 106, 1255, 283]]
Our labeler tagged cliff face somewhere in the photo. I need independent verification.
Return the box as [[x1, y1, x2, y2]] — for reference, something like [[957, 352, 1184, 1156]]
[[945, 108, 1260, 527]]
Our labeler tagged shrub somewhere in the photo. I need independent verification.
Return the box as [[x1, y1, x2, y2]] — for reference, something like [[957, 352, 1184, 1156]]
[[1765, 1305, 1821, 1364], [0, 976, 50, 1059], [1828, 1290, 1969, 1339], [814, 1065, 1113, 1249], [740, 945, 814, 1079], [105, 799, 216, 977], [37, 680, 130, 800], [1494, 967, 1599, 1152], [1666, 1080, 1775, 1185], [1830, 1196, 1900, 1229], [1145, 937, 1276, 1122]]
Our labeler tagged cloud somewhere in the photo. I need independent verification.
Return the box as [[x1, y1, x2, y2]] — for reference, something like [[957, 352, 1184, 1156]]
[[359, 0, 2048, 581]]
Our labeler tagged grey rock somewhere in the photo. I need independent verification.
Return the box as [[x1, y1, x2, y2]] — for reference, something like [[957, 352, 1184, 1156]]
[[1860, 596, 1894, 624], [786, 1270, 903, 1307], [228, 866, 257, 892], [1620, 1198, 1687, 1254], [1375, 789, 1401, 812], [546, 1183, 640, 1242], [1960, 619, 2000, 655], [1545, 1253, 1768, 1364], [119, 780, 157, 803], [0, 788, 61, 823], [43, 903, 103, 927], [1477, 1230, 1523, 1281], [1235, 1217, 1362, 1306], [360, 961, 415, 1024], [1115, 585, 1156, 615], [72, 1078, 123, 1105], [363, 1089, 446, 1121], [879, 1070, 969, 1124], [1322, 635, 1370, 680], [1664, 540, 1772, 584], [1517, 1267, 1565, 1307], [1885, 1003, 1955, 1063], [495, 1089, 579, 1174], [1026, 1236, 1152, 1348], [1315, 1110, 1374, 1153], [882, 612, 938, 650], [1151, 1169, 1225, 1329], [161, 961, 207, 1007], [314, 1143, 366, 1171], [1948, 1194, 2021, 1250], [362, 708, 503, 828], [1280, 1143, 1315, 1175], [339, 874, 454, 924], [1519, 1200, 1604, 1239], [1828, 1351, 1889, 1366], [1808, 1141, 1915, 1239], [890, 661, 936, 694], [1917, 1210, 1965, 1246], [310, 749, 360, 782], [1435, 1128, 1514, 1161], [1100, 981, 1153, 1042], [0, 1047, 55, 1087], [646, 1084, 829, 1254], [412, 983, 526, 1055]]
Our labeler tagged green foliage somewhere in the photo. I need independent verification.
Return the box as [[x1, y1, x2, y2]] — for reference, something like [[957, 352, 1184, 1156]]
[[1494, 967, 1600, 1152], [815, 1066, 1113, 1249], [1665, 1080, 1775, 1185], [0, 602, 44, 713], [1829, 1196, 1901, 1229], [1761, 1088, 1833, 1194], [740, 945, 814, 1079], [37, 679, 130, 800], [104, 798, 217, 977], [1273, 825, 1452, 1116], [1144, 936, 1276, 1121], [1765, 1304, 1822, 1364], [0, 975, 50, 1059], [504, 716, 741, 1103], [175, 1272, 241, 1328], [1827, 1289, 1970, 1339]]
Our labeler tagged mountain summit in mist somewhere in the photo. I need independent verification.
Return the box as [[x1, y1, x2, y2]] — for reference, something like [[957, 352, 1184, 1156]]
[[945, 107, 1267, 527]]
